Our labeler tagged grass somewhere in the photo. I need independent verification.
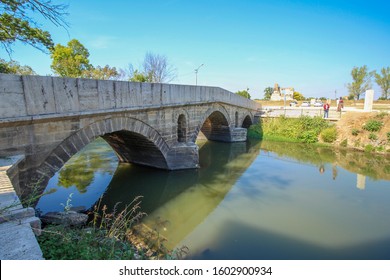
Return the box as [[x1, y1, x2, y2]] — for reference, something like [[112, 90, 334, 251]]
[[362, 120, 383, 132], [38, 196, 186, 260], [248, 116, 331, 144]]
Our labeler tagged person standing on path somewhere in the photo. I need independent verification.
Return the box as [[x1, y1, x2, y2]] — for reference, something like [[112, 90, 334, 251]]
[[323, 102, 330, 118], [337, 97, 344, 112]]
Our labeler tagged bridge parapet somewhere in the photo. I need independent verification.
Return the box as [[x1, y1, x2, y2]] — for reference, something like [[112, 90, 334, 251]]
[[0, 74, 260, 121]]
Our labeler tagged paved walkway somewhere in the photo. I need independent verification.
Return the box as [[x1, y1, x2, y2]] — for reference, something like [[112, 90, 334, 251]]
[[258, 107, 343, 119], [0, 157, 43, 260]]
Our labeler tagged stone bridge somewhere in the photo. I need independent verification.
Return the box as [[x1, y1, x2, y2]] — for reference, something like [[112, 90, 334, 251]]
[[0, 73, 260, 196]]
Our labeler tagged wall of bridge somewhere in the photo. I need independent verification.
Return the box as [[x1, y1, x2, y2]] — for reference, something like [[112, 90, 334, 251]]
[[0, 74, 257, 119], [0, 74, 261, 198]]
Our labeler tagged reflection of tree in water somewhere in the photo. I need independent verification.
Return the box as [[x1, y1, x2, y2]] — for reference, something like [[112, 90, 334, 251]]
[[58, 139, 117, 193], [259, 140, 390, 180]]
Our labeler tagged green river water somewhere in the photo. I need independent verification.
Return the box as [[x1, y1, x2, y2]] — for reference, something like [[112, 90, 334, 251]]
[[36, 138, 390, 259]]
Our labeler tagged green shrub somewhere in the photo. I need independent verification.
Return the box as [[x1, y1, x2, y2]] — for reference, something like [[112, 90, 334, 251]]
[[363, 120, 383, 132], [351, 128, 360, 136], [320, 127, 337, 143], [377, 146, 385, 152], [340, 139, 348, 147], [298, 130, 318, 143], [364, 144, 376, 153], [297, 116, 328, 134], [368, 133, 378, 141], [387, 132, 390, 142], [247, 124, 263, 139]]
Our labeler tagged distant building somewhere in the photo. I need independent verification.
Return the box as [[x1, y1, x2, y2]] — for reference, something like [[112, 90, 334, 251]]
[[270, 83, 294, 101]]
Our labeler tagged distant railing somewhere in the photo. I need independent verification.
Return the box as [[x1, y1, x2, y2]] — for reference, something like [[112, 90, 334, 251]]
[[257, 107, 342, 120]]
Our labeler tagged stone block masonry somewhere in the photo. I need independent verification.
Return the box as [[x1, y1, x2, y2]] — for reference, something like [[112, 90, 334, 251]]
[[0, 73, 260, 200]]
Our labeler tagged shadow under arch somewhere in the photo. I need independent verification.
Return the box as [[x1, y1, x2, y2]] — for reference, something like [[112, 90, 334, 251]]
[[18, 117, 170, 202], [192, 105, 232, 142], [242, 114, 253, 128]]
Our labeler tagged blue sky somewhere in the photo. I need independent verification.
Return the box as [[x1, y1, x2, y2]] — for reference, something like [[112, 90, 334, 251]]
[[2, 0, 390, 99]]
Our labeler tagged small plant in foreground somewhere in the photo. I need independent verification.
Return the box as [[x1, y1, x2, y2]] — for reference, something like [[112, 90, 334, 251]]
[[368, 133, 378, 141], [351, 128, 360, 136], [364, 144, 376, 153], [320, 127, 337, 143], [363, 120, 383, 132], [340, 139, 348, 147], [39, 196, 146, 259], [60, 193, 73, 213], [377, 146, 385, 152], [387, 132, 390, 142]]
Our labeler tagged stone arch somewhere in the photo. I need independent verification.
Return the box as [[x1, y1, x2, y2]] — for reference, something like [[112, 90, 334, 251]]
[[174, 109, 189, 143], [242, 114, 253, 128], [35, 117, 170, 184], [192, 105, 232, 142]]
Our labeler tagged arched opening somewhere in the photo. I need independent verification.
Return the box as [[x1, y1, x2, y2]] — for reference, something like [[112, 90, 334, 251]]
[[35, 137, 118, 214], [242, 115, 253, 128], [102, 130, 168, 169], [198, 111, 231, 142], [177, 114, 187, 143], [18, 117, 170, 203], [235, 111, 239, 128]]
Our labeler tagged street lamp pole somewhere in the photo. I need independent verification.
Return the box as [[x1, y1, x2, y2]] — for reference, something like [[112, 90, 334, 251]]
[[195, 64, 204, 86]]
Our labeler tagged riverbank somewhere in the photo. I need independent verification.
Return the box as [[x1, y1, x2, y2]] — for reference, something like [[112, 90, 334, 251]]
[[248, 112, 390, 154], [37, 196, 185, 260]]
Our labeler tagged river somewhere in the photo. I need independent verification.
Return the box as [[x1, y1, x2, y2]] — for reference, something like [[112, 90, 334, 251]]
[[36, 138, 390, 259]]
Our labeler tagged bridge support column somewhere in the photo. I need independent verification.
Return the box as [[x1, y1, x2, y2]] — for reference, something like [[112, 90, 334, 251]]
[[230, 128, 247, 142], [166, 143, 199, 170]]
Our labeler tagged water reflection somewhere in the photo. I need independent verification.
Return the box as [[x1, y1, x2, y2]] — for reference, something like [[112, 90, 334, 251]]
[[36, 138, 390, 259], [258, 141, 390, 181], [36, 138, 118, 213]]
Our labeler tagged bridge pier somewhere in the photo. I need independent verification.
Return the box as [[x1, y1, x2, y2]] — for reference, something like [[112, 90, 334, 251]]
[[166, 143, 199, 170], [231, 128, 247, 142]]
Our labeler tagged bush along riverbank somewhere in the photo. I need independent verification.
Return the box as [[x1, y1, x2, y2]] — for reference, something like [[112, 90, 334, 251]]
[[248, 113, 390, 154], [37, 196, 188, 260], [248, 116, 333, 144]]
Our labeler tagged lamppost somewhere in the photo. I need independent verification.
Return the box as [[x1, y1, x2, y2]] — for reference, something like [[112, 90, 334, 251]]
[[195, 64, 204, 86]]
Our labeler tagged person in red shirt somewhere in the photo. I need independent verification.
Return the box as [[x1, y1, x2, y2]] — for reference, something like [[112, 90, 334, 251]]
[[323, 102, 330, 118]]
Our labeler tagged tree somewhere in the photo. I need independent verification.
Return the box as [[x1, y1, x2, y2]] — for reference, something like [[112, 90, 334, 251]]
[[346, 65, 374, 100], [0, 58, 36, 74], [129, 69, 150, 82], [121, 52, 177, 83], [236, 88, 251, 99], [50, 39, 91, 78], [293, 91, 304, 101], [0, 0, 68, 54], [263, 87, 273, 100], [82, 65, 119, 80], [142, 51, 176, 83], [374, 67, 390, 99]]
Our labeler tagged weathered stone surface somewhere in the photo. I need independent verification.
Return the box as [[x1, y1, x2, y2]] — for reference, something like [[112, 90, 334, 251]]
[[41, 211, 88, 227], [0, 74, 27, 118], [23, 75, 56, 115], [52, 77, 79, 113], [0, 73, 261, 200]]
